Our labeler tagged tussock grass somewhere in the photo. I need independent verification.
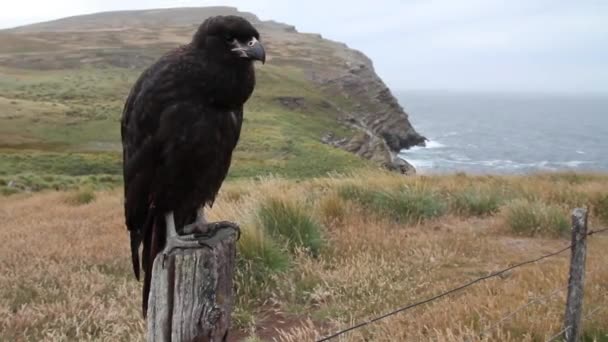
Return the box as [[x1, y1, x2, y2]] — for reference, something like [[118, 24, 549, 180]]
[[449, 187, 505, 217], [318, 192, 346, 223], [64, 188, 96, 205], [237, 224, 290, 275], [339, 185, 447, 223], [1, 172, 607, 341], [504, 199, 570, 237], [258, 198, 323, 256], [234, 225, 288, 328]]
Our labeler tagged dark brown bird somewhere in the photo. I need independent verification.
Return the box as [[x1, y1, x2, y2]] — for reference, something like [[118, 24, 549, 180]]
[[120, 15, 265, 316]]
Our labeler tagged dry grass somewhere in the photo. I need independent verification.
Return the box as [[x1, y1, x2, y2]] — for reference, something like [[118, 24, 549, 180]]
[[1, 171, 607, 341]]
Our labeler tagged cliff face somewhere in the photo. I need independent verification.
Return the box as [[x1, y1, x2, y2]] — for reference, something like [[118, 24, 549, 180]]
[[251, 14, 427, 172], [1, 6, 425, 172]]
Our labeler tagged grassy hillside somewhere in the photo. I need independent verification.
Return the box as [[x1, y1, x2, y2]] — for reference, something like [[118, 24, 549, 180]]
[[1, 172, 607, 341], [0, 62, 370, 194], [0, 8, 389, 195]]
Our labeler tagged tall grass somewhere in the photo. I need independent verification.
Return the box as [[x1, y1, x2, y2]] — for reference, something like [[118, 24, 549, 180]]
[[1, 172, 607, 341], [592, 193, 608, 225], [339, 185, 447, 223], [64, 188, 96, 205], [258, 198, 323, 256], [237, 224, 289, 275], [450, 187, 505, 217], [504, 199, 570, 237], [234, 225, 288, 328], [318, 192, 346, 223]]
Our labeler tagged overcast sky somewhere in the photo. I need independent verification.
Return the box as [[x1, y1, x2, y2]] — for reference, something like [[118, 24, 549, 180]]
[[2, 0, 607, 94]]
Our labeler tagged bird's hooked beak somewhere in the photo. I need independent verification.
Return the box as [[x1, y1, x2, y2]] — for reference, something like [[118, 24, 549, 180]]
[[231, 37, 266, 64]]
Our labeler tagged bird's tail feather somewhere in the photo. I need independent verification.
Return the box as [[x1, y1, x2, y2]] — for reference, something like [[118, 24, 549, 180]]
[[130, 231, 141, 281], [142, 210, 165, 318]]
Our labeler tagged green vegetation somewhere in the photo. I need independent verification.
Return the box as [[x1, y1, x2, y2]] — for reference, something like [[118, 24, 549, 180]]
[[258, 198, 324, 256], [582, 330, 608, 342], [505, 199, 570, 237], [339, 185, 447, 224], [234, 224, 289, 327], [0, 151, 121, 176], [0, 64, 369, 195], [0, 150, 121, 194], [237, 224, 289, 276], [450, 187, 505, 217]]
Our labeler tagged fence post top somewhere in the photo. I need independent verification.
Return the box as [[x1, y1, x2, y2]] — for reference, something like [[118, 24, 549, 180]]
[[572, 207, 588, 217]]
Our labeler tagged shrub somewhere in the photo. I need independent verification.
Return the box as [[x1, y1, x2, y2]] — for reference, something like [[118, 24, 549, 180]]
[[258, 198, 323, 256], [1, 186, 19, 196], [505, 199, 570, 237]]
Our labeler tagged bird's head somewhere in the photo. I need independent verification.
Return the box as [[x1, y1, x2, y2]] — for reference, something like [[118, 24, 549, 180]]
[[193, 15, 266, 64]]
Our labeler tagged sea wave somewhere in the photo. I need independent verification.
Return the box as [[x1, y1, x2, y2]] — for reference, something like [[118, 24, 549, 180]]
[[406, 140, 445, 152], [400, 158, 594, 173]]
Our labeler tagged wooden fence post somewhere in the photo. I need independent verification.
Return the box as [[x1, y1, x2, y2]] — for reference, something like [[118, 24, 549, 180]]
[[146, 224, 239, 342], [563, 208, 588, 342]]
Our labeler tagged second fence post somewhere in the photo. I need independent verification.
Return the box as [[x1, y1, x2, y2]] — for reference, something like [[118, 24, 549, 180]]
[[563, 207, 588, 342]]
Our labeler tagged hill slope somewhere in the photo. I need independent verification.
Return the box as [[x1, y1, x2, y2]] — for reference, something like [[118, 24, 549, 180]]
[[0, 7, 425, 193]]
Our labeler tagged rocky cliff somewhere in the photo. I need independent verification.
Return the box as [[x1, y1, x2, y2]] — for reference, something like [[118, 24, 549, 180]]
[[1, 7, 425, 172]]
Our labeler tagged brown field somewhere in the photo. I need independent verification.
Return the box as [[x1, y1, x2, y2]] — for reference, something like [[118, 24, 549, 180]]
[[1, 172, 607, 341]]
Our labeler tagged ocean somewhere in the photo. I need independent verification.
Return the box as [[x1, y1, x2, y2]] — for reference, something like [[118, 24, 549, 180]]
[[397, 91, 608, 174]]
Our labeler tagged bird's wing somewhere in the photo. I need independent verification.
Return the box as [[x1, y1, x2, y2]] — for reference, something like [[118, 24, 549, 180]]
[[121, 52, 194, 280], [127, 99, 243, 317], [121, 67, 161, 281]]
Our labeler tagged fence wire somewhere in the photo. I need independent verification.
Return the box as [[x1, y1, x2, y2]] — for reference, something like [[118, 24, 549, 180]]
[[317, 243, 572, 341], [545, 304, 607, 342], [545, 325, 571, 342], [478, 284, 569, 338], [480, 266, 603, 339], [317, 227, 608, 342]]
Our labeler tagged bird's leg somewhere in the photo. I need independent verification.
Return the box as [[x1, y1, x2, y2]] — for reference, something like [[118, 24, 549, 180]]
[[162, 211, 202, 252], [181, 209, 208, 235], [162, 210, 240, 256], [165, 212, 178, 238], [182, 209, 240, 241]]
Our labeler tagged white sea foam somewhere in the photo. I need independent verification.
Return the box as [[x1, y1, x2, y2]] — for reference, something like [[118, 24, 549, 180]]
[[398, 154, 596, 173], [405, 140, 446, 152], [555, 161, 591, 167], [405, 159, 434, 169], [425, 140, 446, 149]]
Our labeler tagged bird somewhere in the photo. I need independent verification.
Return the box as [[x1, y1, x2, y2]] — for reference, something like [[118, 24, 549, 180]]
[[120, 15, 265, 317]]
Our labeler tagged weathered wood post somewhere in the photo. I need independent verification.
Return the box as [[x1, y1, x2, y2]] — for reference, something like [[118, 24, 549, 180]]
[[146, 224, 239, 342], [563, 208, 588, 342]]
